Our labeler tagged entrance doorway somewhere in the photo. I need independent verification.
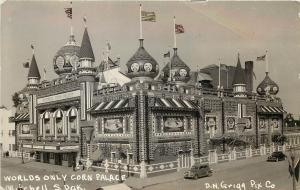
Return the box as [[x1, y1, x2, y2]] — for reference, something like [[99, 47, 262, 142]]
[[55, 153, 62, 165]]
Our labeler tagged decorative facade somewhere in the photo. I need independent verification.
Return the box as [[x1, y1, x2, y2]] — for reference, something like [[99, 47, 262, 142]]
[[12, 21, 285, 167]]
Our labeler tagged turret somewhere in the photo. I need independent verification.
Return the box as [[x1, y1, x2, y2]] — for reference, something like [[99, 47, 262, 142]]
[[232, 53, 247, 98], [27, 50, 41, 89], [78, 20, 96, 121], [126, 39, 159, 82]]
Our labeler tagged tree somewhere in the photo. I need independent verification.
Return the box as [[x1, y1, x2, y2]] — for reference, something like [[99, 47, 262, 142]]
[[272, 134, 287, 145], [285, 113, 295, 127], [12, 92, 21, 107]]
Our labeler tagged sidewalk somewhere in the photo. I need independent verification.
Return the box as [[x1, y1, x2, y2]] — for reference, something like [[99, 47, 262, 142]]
[[125, 169, 188, 190]]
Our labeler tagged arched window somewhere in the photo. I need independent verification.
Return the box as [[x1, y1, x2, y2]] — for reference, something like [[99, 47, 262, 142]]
[[43, 111, 51, 135], [54, 110, 63, 135], [68, 108, 77, 134]]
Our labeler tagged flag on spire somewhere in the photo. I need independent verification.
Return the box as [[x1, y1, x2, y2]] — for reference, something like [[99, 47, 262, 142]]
[[141, 11, 156, 22], [23, 61, 29, 68], [175, 24, 184, 34], [256, 54, 266, 61], [163, 51, 170, 58], [83, 15, 87, 27], [64, 2, 72, 19]]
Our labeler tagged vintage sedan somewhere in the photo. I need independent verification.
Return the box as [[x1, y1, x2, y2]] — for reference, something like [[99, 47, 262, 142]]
[[267, 151, 286, 162], [184, 163, 213, 179]]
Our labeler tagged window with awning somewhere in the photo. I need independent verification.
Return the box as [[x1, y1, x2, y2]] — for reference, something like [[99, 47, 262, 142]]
[[88, 99, 130, 113], [259, 105, 284, 114], [153, 98, 200, 110]]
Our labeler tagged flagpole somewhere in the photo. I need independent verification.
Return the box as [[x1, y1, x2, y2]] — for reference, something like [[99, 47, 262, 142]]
[[218, 58, 221, 89], [266, 52, 268, 73], [43, 67, 46, 81], [70, 1, 73, 36], [140, 4, 143, 39], [173, 16, 176, 48], [169, 46, 172, 82]]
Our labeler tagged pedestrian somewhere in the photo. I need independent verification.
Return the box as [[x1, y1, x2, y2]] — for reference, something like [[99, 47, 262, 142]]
[[72, 160, 76, 171]]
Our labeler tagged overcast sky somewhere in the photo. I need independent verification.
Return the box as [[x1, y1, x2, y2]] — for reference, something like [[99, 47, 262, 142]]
[[1, 1, 300, 116]]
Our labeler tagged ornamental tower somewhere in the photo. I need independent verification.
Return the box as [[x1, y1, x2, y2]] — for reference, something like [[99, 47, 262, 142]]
[[232, 53, 247, 98], [53, 34, 80, 76], [161, 48, 191, 85], [78, 20, 96, 121], [27, 50, 41, 89], [126, 39, 159, 82]]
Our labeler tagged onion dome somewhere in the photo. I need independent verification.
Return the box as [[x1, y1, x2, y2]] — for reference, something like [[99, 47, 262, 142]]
[[28, 54, 41, 80], [79, 28, 95, 62], [126, 39, 159, 79], [256, 72, 279, 96], [53, 34, 80, 76], [161, 48, 190, 83], [232, 54, 246, 86]]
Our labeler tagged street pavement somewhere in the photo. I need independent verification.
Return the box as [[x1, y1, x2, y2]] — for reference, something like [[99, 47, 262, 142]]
[[142, 155, 295, 190]]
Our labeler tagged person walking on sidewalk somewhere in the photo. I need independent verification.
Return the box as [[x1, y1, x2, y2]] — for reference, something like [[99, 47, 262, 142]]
[[72, 160, 76, 171]]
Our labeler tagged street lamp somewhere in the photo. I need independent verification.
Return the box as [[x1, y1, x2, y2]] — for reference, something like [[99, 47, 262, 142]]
[[118, 159, 122, 183], [21, 140, 24, 164]]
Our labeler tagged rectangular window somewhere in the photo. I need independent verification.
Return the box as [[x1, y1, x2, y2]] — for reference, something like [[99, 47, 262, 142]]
[[12, 144, 16, 151], [12, 130, 15, 136], [50, 153, 54, 159], [242, 104, 246, 117], [8, 130, 11, 136], [63, 154, 68, 161], [238, 104, 242, 118]]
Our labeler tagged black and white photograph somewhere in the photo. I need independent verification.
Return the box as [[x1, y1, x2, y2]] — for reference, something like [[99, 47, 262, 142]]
[[1, 1, 300, 190]]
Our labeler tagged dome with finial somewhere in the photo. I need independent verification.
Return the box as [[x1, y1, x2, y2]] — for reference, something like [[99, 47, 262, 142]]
[[53, 34, 81, 76], [161, 48, 190, 83], [126, 39, 159, 79], [256, 72, 279, 96]]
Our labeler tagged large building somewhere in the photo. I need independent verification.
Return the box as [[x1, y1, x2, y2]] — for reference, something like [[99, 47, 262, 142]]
[[0, 106, 16, 154], [11, 19, 285, 167]]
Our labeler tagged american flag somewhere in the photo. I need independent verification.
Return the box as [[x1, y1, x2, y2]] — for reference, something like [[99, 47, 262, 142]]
[[256, 54, 266, 61], [175, 24, 184, 34], [64, 7, 72, 19], [141, 11, 156, 22]]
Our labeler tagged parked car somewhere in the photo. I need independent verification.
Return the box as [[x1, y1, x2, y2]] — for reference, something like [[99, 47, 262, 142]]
[[267, 151, 286, 162], [184, 163, 213, 179]]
